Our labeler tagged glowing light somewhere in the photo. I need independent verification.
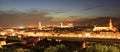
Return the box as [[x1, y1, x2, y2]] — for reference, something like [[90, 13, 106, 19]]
[[18, 36, 21, 38], [28, 26, 34, 28], [10, 29, 14, 32], [85, 33, 90, 37], [0, 41, 6, 47], [78, 34, 82, 37], [11, 33, 15, 36], [38, 38, 41, 40], [19, 26, 24, 29], [0, 32, 6, 35]]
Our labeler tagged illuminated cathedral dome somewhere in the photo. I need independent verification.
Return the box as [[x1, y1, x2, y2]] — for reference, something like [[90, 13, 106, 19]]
[[67, 20, 73, 27]]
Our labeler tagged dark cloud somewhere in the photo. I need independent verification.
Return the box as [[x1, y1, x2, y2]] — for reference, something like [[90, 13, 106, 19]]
[[83, 5, 104, 11], [0, 10, 54, 27], [0, 10, 120, 27], [0, 9, 74, 27], [83, 1, 120, 12], [74, 17, 120, 26], [36, 9, 66, 14]]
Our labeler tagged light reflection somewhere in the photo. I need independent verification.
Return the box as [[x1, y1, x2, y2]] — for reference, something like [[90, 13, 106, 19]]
[[0, 30, 120, 39]]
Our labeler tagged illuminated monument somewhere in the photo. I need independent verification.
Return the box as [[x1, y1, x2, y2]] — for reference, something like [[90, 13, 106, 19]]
[[67, 20, 73, 27], [60, 22, 64, 28], [59, 20, 74, 28], [93, 18, 117, 32], [38, 21, 42, 30]]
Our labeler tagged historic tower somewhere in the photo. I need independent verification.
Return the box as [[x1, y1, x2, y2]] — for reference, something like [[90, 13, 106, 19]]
[[93, 18, 117, 32], [109, 18, 113, 30], [38, 21, 42, 30], [60, 22, 63, 28]]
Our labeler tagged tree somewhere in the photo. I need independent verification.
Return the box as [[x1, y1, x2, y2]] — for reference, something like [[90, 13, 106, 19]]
[[86, 44, 120, 52], [44, 46, 57, 52], [56, 44, 69, 52], [44, 44, 69, 52]]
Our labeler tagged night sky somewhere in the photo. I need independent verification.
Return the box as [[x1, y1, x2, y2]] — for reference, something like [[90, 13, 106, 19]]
[[0, 0, 120, 27]]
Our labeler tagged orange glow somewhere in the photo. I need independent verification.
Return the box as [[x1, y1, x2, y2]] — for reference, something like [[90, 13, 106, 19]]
[[0, 41, 6, 47], [28, 25, 34, 28]]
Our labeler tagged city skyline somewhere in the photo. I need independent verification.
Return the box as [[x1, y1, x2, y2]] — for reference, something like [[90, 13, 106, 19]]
[[0, 0, 120, 27]]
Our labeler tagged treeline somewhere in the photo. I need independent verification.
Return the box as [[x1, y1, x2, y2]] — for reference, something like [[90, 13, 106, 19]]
[[86, 44, 120, 52], [0, 44, 120, 52], [0, 37, 120, 52]]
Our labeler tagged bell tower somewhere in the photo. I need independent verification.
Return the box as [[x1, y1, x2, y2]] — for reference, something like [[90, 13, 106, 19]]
[[38, 21, 42, 30], [60, 22, 63, 28], [109, 18, 113, 30]]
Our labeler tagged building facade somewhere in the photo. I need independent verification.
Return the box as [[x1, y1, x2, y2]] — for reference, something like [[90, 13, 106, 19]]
[[93, 18, 117, 32]]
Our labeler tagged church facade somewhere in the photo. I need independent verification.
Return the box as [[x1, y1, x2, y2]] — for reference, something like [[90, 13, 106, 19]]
[[93, 18, 117, 32]]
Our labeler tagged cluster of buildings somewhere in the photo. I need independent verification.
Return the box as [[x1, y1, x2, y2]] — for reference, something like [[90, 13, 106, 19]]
[[93, 18, 118, 32], [0, 18, 119, 37], [38, 20, 74, 30], [0, 18, 120, 48], [38, 18, 118, 32]]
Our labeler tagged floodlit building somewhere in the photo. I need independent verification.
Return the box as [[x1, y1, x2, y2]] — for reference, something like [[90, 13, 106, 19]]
[[38, 21, 42, 30], [59, 20, 74, 28], [93, 18, 117, 32], [0, 41, 6, 48], [60, 22, 64, 28], [67, 20, 73, 27]]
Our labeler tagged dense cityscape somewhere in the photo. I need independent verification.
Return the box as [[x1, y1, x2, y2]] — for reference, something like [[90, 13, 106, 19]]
[[0, 18, 120, 52], [0, 0, 120, 52]]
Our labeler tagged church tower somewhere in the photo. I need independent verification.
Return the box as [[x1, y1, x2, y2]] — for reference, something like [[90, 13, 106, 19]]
[[109, 18, 113, 30], [60, 22, 63, 28]]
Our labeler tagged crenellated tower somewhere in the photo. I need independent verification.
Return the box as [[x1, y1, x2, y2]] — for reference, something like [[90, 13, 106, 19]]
[[38, 21, 42, 30], [109, 18, 113, 30], [60, 22, 63, 28]]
